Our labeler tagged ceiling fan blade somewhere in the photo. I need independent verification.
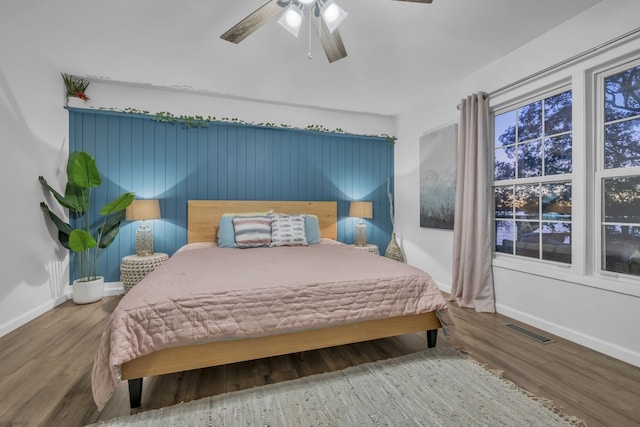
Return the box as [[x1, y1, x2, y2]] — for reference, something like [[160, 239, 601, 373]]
[[393, 0, 433, 3], [312, 15, 347, 63], [220, 0, 285, 44]]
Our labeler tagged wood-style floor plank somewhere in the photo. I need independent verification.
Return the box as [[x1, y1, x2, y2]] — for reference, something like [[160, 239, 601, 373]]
[[0, 295, 639, 427]]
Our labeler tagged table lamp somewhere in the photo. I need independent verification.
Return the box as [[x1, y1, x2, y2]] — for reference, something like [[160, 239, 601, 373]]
[[349, 201, 373, 247], [126, 199, 161, 256]]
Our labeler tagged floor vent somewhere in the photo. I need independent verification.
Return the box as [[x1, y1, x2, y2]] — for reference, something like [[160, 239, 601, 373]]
[[505, 323, 554, 344]]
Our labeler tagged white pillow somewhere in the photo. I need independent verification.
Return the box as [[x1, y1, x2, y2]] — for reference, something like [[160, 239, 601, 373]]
[[270, 214, 308, 247]]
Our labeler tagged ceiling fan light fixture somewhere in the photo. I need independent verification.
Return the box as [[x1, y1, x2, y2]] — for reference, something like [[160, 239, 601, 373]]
[[278, 2, 304, 37], [319, 0, 347, 33]]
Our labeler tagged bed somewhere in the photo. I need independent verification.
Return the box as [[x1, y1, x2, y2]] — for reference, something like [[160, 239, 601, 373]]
[[92, 200, 454, 410]]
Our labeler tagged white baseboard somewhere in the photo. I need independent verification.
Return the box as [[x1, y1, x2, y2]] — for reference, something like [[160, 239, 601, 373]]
[[496, 303, 640, 368], [105, 281, 125, 296], [0, 295, 67, 338], [435, 280, 452, 294], [1, 282, 125, 339], [436, 281, 639, 368]]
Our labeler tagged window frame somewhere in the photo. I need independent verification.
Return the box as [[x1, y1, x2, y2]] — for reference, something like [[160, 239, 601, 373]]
[[490, 53, 640, 299], [594, 58, 640, 280], [492, 84, 574, 266]]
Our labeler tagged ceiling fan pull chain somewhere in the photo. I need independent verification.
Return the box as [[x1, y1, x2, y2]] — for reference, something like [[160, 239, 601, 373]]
[[307, 7, 313, 59]]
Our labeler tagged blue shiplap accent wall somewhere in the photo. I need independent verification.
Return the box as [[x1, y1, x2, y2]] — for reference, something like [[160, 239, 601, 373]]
[[69, 109, 394, 282]]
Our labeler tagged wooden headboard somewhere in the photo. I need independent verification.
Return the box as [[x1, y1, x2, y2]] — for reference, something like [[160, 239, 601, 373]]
[[187, 200, 338, 243]]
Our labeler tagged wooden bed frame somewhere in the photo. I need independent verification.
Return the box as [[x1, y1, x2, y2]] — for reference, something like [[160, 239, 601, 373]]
[[120, 200, 442, 407]]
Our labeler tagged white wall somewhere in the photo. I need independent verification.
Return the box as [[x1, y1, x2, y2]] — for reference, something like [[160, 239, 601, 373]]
[[3, 0, 639, 371], [0, 67, 394, 337], [395, 0, 640, 367]]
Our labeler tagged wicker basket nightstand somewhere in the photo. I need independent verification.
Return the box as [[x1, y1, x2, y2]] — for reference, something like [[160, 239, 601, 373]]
[[120, 253, 169, 293]]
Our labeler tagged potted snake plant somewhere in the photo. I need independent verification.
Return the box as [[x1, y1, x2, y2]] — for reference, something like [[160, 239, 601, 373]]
[[62, 73, 90, 107], [39, 151, 135, 303]]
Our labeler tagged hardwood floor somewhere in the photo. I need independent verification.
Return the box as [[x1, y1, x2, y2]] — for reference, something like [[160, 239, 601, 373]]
[[1, 295, 638, 427]]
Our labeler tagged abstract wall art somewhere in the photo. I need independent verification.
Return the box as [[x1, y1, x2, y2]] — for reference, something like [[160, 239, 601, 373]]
[[419, 124, 458, 230]]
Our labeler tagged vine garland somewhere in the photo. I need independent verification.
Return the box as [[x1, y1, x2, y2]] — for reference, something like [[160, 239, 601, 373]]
[[97, 107, 397, 144]]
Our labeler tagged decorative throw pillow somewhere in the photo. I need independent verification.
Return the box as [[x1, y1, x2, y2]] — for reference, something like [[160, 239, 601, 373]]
[[270, 214, 308, 247], [273, 213, 320, 244], [218, 211, 273, 248], [217, 216, 236, 248], [232, 215, 272, 248]]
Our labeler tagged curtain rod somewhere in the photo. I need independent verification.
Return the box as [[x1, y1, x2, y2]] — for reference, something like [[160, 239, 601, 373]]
[[456, 26, 640, 110]]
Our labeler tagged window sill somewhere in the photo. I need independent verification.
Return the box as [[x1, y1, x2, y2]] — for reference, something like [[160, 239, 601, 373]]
[[492, 254, 640, 298]]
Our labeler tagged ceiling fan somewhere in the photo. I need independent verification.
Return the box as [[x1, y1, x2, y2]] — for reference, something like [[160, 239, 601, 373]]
[[220, 0, 434, 63]]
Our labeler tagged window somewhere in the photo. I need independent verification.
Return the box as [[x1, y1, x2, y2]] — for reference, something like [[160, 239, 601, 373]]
[[493, 89, 573, 264], [489, 48, 640, 294], [598, 62, 640, 277]]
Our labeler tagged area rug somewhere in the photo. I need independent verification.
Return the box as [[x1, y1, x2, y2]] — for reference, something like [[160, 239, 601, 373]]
[[89, 347, 584, 427]]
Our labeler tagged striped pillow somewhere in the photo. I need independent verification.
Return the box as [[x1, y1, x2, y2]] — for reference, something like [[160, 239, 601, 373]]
[[270, 214, 308, 247], [218, 211, 273, 248], [232, 215, 272, 248]]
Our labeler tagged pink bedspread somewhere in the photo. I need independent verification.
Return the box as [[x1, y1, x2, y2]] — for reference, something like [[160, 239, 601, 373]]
[[92, 240, 454, 410]]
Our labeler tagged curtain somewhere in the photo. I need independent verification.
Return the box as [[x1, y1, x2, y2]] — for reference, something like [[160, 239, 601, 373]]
[[450, 92, 495, 313]]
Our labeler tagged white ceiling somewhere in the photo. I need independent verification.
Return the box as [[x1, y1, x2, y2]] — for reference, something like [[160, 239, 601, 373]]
[[4, 0, 602, 116]]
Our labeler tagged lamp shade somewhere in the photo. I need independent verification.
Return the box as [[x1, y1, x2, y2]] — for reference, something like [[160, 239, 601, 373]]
[[349, 201, 372, 219], [126, 199, 161, 221]]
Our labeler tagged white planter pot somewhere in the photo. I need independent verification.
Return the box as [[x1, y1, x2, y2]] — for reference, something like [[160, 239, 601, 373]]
[[72, 276, 104, 304], [66, 96, 87, 108]]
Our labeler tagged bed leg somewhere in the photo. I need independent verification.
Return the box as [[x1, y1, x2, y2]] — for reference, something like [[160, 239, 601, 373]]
[[426, 329, 438, 348], [128, 378, 143, 408]]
